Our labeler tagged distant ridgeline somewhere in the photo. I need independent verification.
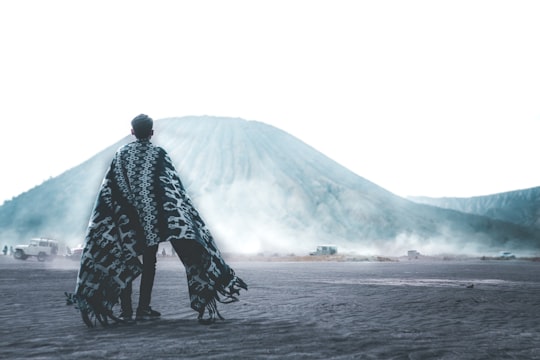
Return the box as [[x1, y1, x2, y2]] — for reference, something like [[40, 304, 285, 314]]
[[409, 187, 540, 231], [0, 116, 538, 255]]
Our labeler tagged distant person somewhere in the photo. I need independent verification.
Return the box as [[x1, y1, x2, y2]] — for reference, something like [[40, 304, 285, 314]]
[[2, 245, 7, 256], [68, 114, 247, 327], [162, 248, 166, 257]]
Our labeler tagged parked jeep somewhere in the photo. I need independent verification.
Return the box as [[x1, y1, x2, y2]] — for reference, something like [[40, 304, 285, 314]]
[[65, 244, 84, 260], [309, 245, 338, 256], [13, 238, 59, 262]]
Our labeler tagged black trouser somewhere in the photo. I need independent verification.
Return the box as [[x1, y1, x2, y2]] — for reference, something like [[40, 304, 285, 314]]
[[120, 244, 158, 314]]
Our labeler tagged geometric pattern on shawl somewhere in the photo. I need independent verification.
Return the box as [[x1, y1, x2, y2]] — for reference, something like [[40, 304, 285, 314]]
[[67, 140, 247, 327]]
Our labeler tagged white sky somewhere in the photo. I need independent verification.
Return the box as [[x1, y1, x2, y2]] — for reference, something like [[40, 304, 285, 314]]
[[1, 0, 539, 204]]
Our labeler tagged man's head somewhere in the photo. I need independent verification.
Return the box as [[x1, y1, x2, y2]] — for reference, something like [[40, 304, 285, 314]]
[[131, 114, 154, 139]]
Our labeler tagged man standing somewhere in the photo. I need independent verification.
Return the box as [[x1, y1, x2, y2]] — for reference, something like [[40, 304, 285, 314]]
[[69, 114, 246, 327], [117, 114, 162, 322]]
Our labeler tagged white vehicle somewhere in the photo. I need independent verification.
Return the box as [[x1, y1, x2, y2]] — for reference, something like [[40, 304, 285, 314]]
[[65, 244, 84, 260], [499, 251, 516, 259], [310, 245, 338, 256], [13, 238, 59, 262]]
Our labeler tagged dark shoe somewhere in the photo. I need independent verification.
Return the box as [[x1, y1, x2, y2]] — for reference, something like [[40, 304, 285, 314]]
[[136, 307, 161, 321], [119, 311, 135, 324]]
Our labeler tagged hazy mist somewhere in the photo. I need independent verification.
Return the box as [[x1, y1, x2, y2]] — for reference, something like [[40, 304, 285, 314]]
[[0, 117, 538, 257]]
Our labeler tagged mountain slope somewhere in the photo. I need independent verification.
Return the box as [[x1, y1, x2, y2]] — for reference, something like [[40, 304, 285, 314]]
[[410, 187, 540, 230], [0, 116, 538, 256]]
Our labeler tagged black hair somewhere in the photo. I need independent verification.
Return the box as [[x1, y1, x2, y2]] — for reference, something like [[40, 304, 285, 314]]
[[131, 114, 153, 139]]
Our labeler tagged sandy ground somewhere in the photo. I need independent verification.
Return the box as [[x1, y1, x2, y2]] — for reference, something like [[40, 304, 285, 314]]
[[0, 255, 539, 359]]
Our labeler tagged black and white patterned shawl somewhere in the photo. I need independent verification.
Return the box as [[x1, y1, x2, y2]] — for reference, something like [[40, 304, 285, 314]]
[[67, 139, 247, 327]]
